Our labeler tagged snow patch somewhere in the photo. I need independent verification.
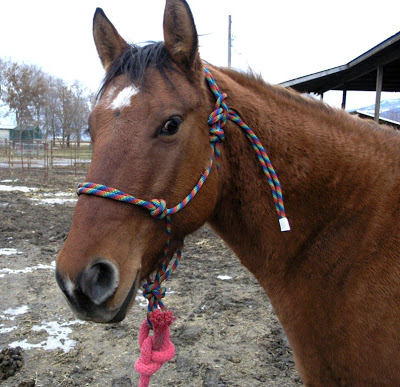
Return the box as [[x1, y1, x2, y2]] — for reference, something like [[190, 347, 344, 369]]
[[1, 305, 29, 321], [0, 261, 55, 276], [9, 320, 85, 353], [31, 198, 77, 205], [31, 191, 77, 206], [43, 192, 74, 197], [0, 326, 17, 334], [0, 185, 38, 192], [217, 275, 232, 280], [4, 305, 29, 316], [0, 248, 22, 256]]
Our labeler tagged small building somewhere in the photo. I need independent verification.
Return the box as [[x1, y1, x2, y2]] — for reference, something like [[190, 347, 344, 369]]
[[0, 126, 43, 142], [10, 126, 43, 142], [0, 125, 16, 141]]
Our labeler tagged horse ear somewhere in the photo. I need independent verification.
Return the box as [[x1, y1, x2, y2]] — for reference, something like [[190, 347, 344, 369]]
[[93, 8, 129, 71], [163, 0, 201, 72]]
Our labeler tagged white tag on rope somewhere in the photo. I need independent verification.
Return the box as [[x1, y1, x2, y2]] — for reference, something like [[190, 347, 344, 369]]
[[279, 217, 290, 232]]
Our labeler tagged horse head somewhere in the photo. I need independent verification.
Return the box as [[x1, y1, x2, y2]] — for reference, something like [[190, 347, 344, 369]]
[[55, 0, 220, 323]]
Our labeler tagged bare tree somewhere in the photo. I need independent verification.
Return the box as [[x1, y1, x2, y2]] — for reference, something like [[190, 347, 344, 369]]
[[43, 77, 62, 143], [29, 65, 49, 129], [1, 57, 94, 145], [4, 62, 34, 127], [55, 79, 75, 147], [0, 58, 11, 103], [70, 81, 91, 146]]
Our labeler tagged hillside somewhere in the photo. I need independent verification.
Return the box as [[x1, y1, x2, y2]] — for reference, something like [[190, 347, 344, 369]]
[[356, 98, 400, 122]]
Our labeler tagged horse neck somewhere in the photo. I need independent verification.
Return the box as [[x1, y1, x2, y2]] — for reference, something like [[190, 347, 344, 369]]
[[207, 67, 400, 294]]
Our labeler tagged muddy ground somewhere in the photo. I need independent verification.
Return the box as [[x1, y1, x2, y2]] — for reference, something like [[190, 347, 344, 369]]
[[0, 171, 301, 386]]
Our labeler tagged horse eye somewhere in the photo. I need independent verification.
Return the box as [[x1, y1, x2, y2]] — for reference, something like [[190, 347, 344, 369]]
[[159, 116, 182, 136]]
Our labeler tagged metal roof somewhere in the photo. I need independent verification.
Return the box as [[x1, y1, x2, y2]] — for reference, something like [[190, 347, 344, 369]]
[[0, 125, 16, 130], [350, 110, 400, 129], [280, 30, 400, 94]]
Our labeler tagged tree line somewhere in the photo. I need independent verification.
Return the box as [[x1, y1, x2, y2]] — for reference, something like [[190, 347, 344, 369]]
[[0, 57, 94, 146]]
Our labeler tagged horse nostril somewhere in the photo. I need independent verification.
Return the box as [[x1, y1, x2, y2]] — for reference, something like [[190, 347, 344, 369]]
[[79, 260, 119, 305]]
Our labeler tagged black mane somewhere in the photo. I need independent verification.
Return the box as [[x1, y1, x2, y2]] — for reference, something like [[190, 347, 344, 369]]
[[98, 41, 176, 98]]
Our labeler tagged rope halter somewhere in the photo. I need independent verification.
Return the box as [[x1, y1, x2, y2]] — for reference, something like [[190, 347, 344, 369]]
[[77, 67, 290, 387]]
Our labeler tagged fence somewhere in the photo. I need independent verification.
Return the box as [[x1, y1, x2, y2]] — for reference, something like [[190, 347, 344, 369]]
[[0, 140, 92, 183]]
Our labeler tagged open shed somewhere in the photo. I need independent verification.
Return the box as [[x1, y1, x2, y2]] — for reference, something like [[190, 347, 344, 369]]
[[280, 30, 400, 122]]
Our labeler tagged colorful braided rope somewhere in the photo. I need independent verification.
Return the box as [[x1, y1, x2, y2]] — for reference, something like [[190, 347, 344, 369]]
[[204, 67, 288, 226], [77, 67, 290, 327]]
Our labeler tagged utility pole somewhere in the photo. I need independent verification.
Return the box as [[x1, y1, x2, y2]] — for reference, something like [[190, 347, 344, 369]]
[[228, 15, 232, 68]]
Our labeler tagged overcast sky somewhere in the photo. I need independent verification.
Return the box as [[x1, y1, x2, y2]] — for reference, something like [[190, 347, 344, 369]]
[[1, 0, 399, 112]]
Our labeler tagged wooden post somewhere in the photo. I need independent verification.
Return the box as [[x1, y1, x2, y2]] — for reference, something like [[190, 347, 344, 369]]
[[50, 141, 54, 175], [341, 89, 347, 110], [10, 141, 14, 182], [44, 142, 48, 183], [374, 64, 383, 123], [228, 15, 232, 68]]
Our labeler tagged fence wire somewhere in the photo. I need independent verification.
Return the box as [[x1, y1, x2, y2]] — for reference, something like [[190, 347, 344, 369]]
[[0, 140, 92, 183]]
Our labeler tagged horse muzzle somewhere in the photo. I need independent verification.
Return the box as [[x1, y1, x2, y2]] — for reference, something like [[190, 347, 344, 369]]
[[55, 259, 140, 323]]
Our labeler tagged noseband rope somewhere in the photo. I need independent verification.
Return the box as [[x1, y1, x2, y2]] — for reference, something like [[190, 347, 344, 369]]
[[77, 67, 289, 386]]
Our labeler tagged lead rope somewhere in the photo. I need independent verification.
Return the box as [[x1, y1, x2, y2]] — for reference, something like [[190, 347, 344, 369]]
[[77, 67, 289, 387], [203, 67, 290, 231]]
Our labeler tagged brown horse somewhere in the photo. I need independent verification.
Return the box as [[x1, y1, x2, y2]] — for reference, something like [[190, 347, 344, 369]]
[[56, 0, 400, 385]]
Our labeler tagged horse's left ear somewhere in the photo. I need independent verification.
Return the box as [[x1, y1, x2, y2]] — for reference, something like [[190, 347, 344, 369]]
[[93, 8, 129, 71], [163, 0, 201, 72]]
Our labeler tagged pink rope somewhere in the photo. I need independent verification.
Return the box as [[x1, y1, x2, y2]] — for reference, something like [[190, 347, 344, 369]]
[[135, 310, 176, 387]]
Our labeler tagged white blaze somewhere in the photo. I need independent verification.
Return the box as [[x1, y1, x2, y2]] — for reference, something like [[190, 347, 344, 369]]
[[109, 85, 139, 110]]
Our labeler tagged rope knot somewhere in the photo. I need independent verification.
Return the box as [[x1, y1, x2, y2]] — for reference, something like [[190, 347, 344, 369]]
[[207, 92, 228, 168], [135, 310, 176, 385], [207, 92, 229, 132], [143, 283, 166, 301], [149, 199, 168, 219], [209, 126, 225, 144]]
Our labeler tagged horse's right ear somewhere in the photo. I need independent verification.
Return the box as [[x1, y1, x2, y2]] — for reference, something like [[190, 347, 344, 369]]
[[163, 0, 201, 73], [93, 8, 129, 71]]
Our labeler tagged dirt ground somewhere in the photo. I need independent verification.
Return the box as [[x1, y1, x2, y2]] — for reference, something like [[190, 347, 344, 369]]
[[0, 171, 301, 386]]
